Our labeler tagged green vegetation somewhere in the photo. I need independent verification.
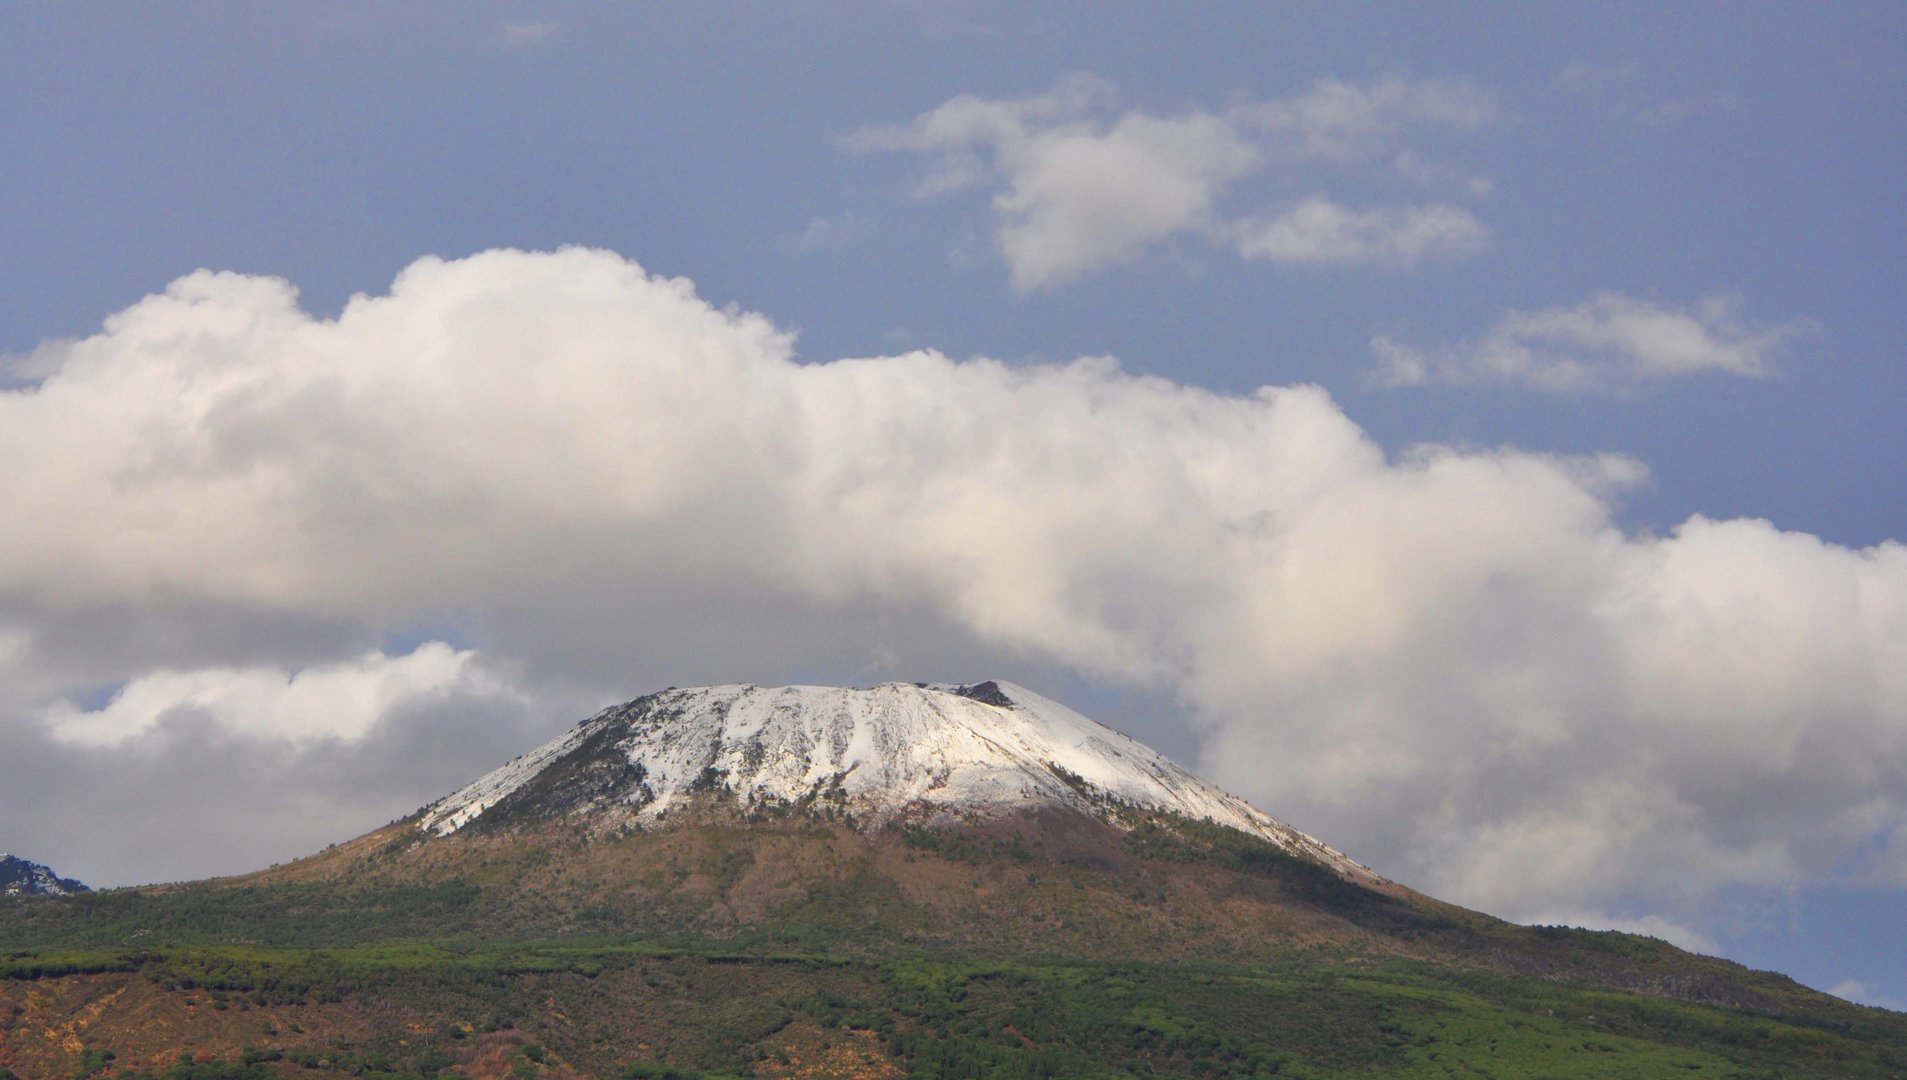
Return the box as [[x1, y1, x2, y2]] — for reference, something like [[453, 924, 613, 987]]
[[0, 880, 486, 950], [4, 940, 1903, 1077], [3, 811, 1902, 1076]]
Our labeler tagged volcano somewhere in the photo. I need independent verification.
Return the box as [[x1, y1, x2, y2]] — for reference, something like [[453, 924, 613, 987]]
[[3, 681, 1902, 1079]]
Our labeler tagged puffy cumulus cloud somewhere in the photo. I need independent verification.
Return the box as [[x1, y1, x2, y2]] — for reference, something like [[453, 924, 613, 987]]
[[1371, 292, 1811, 392], [848, 74, 1493, 288], [3, 248, 1904, 924], [1193, 508, 1907, 919], [1232, 197, 1489, 267]]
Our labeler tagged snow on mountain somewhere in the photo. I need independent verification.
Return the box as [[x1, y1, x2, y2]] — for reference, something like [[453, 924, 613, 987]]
[[0, 853, 90, 896], [421, 680, 1379, 882]]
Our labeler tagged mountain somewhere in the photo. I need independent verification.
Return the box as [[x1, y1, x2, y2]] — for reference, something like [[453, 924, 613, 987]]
[[0, 853, 89, 897], [421, 680, 1373, 882], [3, 681, 1904, 1079]]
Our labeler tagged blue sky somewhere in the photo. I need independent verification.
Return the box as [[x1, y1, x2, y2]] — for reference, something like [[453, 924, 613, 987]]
[[2, 5, 1903, 1009]]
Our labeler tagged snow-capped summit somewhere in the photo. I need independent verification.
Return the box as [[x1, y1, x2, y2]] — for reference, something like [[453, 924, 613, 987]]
[[0, 853, 90, 896], [420, 680, 1378, 882]]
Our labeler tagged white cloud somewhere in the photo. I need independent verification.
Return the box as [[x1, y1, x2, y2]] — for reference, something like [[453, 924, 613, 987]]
[[2, 248, 1903, 920], [1391, 149, 1494, 197], [851, 75, 1256, 289], [0, 652, 565, 886], [1232, 197, 1489, 267], [2, 339, 75, 385], [987, 111, 1257, 290], [38, 643, 510, 747], [1239, 75, 1497, 159], [849, 74, 1493, 288], [1371, 292, 1811, 392]]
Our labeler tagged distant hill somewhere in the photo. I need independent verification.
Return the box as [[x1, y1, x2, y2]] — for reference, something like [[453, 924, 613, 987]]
[[0, 852, 88, 897], [2, 681, 1902, 1078]]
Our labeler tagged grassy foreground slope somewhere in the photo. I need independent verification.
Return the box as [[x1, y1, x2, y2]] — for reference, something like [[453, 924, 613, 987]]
[[4, 808, 1903, 1078]]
